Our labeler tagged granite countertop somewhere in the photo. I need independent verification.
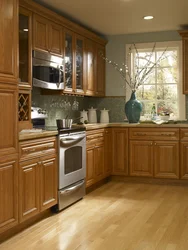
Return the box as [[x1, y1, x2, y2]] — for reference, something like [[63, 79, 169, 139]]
[[19, 129, 58, 141], [83, 122, 188, 130]]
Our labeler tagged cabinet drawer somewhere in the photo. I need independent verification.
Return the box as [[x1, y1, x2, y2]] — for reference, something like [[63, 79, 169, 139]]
[[180, 129, 188, 140], [129, 128, 179, 141], [19, 137, 57, 161]]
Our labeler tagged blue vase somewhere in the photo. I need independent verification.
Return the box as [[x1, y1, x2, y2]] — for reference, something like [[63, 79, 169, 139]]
[[125, 91, 142, 123]]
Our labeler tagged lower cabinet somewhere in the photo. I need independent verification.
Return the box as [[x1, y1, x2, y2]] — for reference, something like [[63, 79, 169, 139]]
[[130, 140, 179, 178], [112, 128, 128, 175], [40, 156, 57, 212], [86, 129, 105, 187], [104, 128, 112, 177], [154, 141, 179, 178], [19, 137, 57, 222], [129, 140, 153, 177], [19, 159, 39, 222], [129, 128, 180, 179], [0, 154, 18, 234]]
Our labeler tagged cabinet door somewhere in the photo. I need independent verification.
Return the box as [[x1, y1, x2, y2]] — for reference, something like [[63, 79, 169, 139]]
[[75, 34, 85, 95], [40, 155, 57, 211], [0, 85, 18, 157], [64, 29, 74, 93], [129, 140, 153, 177], [0, 154, 18, 234], [85, 39, 96, 96], [96, 44, 105, 96], [180, 142, 188, 179], [104, 129, 112, 177], [179, 32, 188, 94], [154, 141, 179, 179], [95, 142, 105, 181], [19, 7, 32, 88], [86, 146, 95, 187], [19, 159, 39, 222], [49, 23, 63, 56], [33, 14, 49, 52], [0, 0, 18, 83], [112, 128, 128, 175]]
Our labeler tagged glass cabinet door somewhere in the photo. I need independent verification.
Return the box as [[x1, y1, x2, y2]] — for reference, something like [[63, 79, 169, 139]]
[[19, 8, 32, 87], [64, 31, 74, 90], [75, 35, 84, 93]]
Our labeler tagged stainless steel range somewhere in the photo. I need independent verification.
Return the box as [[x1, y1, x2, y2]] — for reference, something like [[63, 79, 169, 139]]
[[56, 127, 86, 211]]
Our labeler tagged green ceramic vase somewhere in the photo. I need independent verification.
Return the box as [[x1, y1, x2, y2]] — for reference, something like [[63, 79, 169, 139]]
[[125, 91, 142, 123]]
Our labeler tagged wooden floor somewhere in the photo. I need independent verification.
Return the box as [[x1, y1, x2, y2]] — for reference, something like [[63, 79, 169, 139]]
[[1, 181, 188, 250]]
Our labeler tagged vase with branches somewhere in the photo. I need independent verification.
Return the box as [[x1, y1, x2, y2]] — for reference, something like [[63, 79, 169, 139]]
[[100, 43, 167, 123]]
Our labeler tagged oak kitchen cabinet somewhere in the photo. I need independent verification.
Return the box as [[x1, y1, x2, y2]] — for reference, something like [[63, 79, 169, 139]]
[[86, 129, 105, 187], [85, 39, 106, 97], [64, 29, 85, 95], [0, 0, 18, 84], [95, 43, 106, 96], [180, 129, 188, 179], [19, 137, 57, 222], [104, 128, 112, 177], [0, 154, 18, 234], [33, 14, 63, 56], [112, 128, 129, 175], [179, 31, 188, 94], [129, 128, 180, 179]]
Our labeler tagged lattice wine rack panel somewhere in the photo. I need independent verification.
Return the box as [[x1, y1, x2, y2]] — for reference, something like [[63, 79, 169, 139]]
[[18, 93, 29, 121]]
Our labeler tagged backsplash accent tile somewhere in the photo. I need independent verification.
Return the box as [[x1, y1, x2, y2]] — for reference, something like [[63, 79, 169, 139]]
[[83, 96, 127, 123]]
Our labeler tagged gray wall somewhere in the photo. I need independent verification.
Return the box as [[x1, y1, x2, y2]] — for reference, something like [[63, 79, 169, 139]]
[[105, 30, 181, 96]]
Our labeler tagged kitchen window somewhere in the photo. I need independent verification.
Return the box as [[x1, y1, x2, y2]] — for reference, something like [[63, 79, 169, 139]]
[[126, 41, 185, 120]]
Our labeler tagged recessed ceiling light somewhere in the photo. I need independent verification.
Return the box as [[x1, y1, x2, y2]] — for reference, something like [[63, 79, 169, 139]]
[[23, 28, 28, 32], [143, 16, 154, 20]]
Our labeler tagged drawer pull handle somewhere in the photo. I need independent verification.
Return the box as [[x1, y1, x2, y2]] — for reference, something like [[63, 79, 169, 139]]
[[160, 133, 172, 136], [24, 148, 35, 153], [136, 133, 147, 136]]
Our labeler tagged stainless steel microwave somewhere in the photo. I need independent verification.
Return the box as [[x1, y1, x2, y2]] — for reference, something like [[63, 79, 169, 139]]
[[32, 50, 64, 90]]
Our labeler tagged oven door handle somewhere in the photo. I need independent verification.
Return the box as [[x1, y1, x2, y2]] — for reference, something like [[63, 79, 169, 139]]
[[60, 136, 85, 147], [60, 180, 85, 196]]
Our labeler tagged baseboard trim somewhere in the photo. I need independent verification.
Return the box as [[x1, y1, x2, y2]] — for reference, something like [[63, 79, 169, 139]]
[[111, 175, 188, 186]]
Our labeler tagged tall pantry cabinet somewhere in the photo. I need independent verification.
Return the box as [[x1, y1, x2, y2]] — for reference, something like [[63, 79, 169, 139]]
[[0, 0, 19, 234]]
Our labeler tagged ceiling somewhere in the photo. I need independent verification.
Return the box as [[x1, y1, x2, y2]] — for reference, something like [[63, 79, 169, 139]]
[[35, 0, 188, 36]]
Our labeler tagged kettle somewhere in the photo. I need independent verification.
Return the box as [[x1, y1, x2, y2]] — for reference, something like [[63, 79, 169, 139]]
[[80, 110, 88, 123], [100, 108, 109, 123], [88, 107, 97, 123]]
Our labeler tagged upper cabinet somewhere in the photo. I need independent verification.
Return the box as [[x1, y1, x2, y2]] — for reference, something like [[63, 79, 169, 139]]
[[85, 39, 106, 96], [96, 44, 105, 96], [19, 7, 32, 88], [85, 39, 96, 96], [33, 14, 63, 57], [0, 0, 18, 83], [64, 29, 84, 95], [179, 31, 188, 94]]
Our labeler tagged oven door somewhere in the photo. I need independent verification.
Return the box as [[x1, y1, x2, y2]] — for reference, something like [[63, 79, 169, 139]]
[[59, 133, 86, 189]]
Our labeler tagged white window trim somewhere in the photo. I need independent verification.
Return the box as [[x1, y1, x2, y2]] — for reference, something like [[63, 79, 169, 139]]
[[125, 41, 186, 120]]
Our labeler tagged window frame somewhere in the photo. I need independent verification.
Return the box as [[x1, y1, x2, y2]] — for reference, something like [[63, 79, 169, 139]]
[[125, 41, 186, 120]]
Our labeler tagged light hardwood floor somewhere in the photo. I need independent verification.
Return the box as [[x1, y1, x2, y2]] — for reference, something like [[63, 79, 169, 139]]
[[1, 181, 188, 250]]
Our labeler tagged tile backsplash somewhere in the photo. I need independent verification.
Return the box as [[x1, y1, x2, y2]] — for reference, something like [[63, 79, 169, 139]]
[[32, 87, 188, 125]]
